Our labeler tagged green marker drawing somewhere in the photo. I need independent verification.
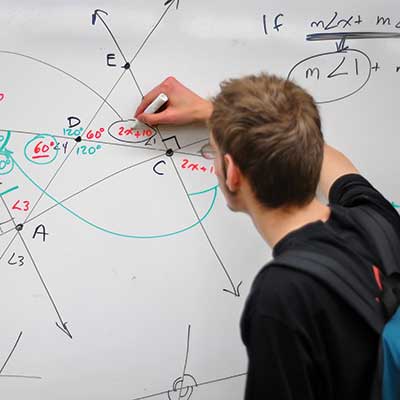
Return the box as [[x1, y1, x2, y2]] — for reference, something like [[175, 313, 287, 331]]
[[12, 155, 218, 239], [188, 186, 218, 196], [0, 130, 11, 152], [24, 134, 59, 165], [0, 185, 19, 197], [0, 131, 14, 175]]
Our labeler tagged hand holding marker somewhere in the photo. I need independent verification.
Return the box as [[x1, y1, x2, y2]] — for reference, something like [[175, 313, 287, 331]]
[[133, 93, 169, 128], [135, 77, 213, 126]]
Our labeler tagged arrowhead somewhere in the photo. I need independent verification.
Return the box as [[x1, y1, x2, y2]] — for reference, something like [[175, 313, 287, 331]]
[[164, 0, 180, 9], [223, 281, 243, 297], [335, 37, 349, 53], [55, 321, 73, 339], [92, 9, 108, 25]]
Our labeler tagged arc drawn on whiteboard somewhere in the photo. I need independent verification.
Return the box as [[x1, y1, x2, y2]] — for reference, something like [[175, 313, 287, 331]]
[[11, 153, 219, 240]]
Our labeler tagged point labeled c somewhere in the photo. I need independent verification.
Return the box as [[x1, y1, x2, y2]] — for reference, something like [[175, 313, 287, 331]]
[[153, 160, 166, 176]]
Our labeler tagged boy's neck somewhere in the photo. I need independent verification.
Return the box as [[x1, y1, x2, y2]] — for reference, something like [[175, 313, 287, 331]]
[[249, 198, 331, 249]]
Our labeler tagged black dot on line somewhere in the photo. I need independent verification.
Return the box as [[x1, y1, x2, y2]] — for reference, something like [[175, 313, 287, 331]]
[[123, 62, 130, 70], [166, 149, 174, 157], [16, 223, 23, 231], [75, 136, 82, 143]]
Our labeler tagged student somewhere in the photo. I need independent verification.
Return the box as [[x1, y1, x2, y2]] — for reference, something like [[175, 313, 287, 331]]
[[135, 74, 400, 399]]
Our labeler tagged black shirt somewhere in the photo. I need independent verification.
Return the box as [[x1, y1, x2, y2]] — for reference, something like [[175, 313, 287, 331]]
[[240, 174, 400, 400]]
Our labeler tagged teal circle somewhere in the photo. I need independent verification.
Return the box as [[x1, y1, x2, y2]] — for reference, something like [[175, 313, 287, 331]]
[[24, 134, 59, 165]]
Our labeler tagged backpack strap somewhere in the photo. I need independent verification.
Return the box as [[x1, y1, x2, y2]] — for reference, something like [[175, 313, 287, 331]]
[[274, 208, 400, 400], [350, 206, 400, 276], [274, 250, 385, 334], [350, 207, 400, 319]]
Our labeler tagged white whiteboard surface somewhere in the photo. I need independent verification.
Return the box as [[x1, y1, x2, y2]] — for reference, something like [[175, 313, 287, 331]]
[[0, 1, 399, 399]]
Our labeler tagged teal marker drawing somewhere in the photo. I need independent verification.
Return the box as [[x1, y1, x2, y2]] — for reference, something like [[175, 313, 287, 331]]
[[0, 130, 11, 151], [0, 131, 14, 175], [12, 155, 218, 239], [187, 186, 217, 196], [392, 202, 400, 209], [0, 185, 19, 197], [24, 134, 59, 165]]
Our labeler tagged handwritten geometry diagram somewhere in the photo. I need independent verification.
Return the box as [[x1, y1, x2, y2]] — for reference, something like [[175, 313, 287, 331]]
[[131, 325, 246, 400], [0, 331, 41, 380], [0, 0, 243, 350]]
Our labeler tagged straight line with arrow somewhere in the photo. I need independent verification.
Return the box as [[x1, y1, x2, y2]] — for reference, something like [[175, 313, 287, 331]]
[[91, 9, 144, 98], [90, 3, 241, 296], [0, 196, 72, 339]]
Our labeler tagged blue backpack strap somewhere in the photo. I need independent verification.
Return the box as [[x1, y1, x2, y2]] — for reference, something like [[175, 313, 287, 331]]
[[274, 250, 385, 333], [382, 308, 400, 400]]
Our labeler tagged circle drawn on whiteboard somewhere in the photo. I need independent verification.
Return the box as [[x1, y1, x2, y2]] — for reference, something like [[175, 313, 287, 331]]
[[24, 134, 59, 165], [107, 119, 156, 144], [167, 374, 198, 400], [287, 48, 372, 104]]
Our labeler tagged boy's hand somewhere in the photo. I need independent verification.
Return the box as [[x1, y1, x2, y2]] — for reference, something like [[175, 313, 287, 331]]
[[134, 77, 213, 126]]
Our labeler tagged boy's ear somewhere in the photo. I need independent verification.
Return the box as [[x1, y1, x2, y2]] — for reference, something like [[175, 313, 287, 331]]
[[224, 154, 241, 192]]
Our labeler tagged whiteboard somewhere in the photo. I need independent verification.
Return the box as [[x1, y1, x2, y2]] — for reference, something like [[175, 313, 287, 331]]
[[0, 1, 399, 399]]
